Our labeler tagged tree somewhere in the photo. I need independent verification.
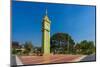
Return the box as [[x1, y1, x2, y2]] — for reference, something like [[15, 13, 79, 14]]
[[24, 41, 34, 55], [12, 41, 21, 49], [75, 40, 95, 55], [12, 41, 22, 55], [50, 33, 75, 54]]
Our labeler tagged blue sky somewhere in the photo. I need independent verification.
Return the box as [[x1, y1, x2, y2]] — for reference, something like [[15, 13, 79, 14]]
[[12, 1, 96, 46]]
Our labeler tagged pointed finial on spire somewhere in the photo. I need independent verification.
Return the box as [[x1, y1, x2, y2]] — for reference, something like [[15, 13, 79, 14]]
[[46, 8, 48, 16]]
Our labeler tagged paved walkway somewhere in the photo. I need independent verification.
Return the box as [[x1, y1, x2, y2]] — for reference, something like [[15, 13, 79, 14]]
[[11, 55, 17, 66], [11, 55, 23, 66], [18, 55, 84, 65], [11, 54, 96, 66], [80, 54, 96, 62]]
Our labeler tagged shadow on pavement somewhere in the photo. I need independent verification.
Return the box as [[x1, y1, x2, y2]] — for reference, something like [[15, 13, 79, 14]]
[[80, 54, 96, 62], [11, 55, 17, 67]]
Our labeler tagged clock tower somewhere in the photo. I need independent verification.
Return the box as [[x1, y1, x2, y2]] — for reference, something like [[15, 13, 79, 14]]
[[42, 9, 51, 55]]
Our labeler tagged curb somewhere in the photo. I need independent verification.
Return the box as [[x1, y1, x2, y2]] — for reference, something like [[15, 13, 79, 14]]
[[16, 56, 23, 65], [73, 55, 87, 62]]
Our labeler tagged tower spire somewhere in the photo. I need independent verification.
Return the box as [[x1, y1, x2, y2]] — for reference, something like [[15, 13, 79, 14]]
[[43, 8, 50, 23], [46, 8, 48, 16]]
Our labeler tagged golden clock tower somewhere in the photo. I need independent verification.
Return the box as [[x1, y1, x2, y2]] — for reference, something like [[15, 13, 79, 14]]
[[42, 9, 51, 55]]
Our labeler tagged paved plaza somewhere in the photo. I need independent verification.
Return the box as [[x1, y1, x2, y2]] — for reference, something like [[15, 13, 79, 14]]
[[18, 55, 84, 65]]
